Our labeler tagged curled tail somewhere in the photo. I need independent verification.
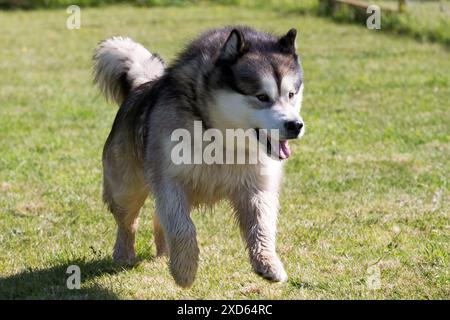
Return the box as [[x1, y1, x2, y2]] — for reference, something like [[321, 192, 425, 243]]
[[93, 37, 165, 105]]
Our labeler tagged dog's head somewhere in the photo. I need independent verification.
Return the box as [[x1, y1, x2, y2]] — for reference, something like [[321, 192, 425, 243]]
[[209, 27, 304, 160]]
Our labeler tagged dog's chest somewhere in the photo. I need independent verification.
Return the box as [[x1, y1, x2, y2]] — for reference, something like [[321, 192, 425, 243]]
[[169, 161, 282, 206]]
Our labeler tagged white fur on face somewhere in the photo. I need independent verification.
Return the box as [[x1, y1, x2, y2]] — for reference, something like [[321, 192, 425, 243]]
[[280, 74, 303, 112], [296, 83, 304, 112], [212, 90, 253, 130], [212, 73, 304, 138], [260, 76, 278, 100], [254, 106, 287, 131], [255, 74, 303, 137], [294, 82, 304, 138], [253, 104, 301, 139]]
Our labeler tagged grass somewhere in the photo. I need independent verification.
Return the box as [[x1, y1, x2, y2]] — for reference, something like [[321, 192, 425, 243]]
[[380, 1, 450, 46], [0, 0, 129, 9], [319, 0, 450, 47], [0, 0, 315, 9], [0, 4, 449, 299]]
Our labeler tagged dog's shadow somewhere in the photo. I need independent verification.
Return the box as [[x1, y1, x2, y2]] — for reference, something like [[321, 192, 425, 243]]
[[0, 255, 152, 299]]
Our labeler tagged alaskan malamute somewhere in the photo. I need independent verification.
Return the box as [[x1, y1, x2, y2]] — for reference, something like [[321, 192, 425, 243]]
[[93, 26, 305, 287]]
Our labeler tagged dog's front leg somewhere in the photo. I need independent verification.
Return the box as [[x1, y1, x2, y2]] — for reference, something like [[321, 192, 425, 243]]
[[232, 190, 288, 282], [154, 179, 199, 288]]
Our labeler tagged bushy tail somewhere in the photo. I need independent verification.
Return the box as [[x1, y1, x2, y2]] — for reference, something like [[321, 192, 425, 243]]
[[93, 37, 165, 105]]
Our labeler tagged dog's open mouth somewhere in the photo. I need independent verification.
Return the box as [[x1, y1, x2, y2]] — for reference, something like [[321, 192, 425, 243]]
[[255, 129, 292, 160], [278, 140, 291, 160]]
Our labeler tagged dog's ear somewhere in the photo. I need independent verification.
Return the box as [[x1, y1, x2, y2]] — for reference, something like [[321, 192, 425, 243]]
[[217, 29, 248, 65], [279, 28, 297, 54]]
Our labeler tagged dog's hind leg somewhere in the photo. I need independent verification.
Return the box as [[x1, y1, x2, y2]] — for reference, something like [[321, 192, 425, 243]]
[[153, 211, 168, 256], [154, 179, 199, 287], [103, 159, 148, 266], [231, 190, 288, 282]]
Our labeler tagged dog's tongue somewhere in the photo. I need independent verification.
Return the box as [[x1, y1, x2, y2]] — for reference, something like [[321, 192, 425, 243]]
[[279, 140, 291, 160]]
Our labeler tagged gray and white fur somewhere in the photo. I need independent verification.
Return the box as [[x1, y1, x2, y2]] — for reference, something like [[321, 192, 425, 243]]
[[93, 26, 305, 287]]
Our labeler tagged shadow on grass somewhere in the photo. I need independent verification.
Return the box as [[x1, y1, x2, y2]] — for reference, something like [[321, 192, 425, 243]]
[[0, 257, 143, 299]]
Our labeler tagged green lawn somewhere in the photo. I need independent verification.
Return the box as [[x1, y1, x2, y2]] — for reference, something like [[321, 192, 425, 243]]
[[0, 4, 448, 299]]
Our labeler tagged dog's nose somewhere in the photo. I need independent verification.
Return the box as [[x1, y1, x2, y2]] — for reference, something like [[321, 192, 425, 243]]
[[284, 120, 303, 137]]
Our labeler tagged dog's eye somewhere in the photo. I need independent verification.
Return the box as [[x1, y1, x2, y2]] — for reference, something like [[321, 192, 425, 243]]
[[256, 94, 270, 102], [288, 92, 295, 99]]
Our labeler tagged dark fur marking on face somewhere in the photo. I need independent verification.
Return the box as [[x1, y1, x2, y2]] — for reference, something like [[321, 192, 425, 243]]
[[211, 27, 302, 101]]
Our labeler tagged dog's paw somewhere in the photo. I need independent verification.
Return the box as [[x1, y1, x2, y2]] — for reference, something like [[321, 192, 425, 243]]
[[168, 235, 199, 288], [169, 253, 198, 288], [112, 247, 136, 266], [170, 263, 197, 288], [252, 256, 288, 283]]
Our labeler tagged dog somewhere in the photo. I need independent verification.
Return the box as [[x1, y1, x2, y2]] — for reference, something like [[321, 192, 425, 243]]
[[93, 26, 305, 287]]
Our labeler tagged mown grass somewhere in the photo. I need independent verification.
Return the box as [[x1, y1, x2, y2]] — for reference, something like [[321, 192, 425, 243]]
[[0, 4, 448, 299]]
